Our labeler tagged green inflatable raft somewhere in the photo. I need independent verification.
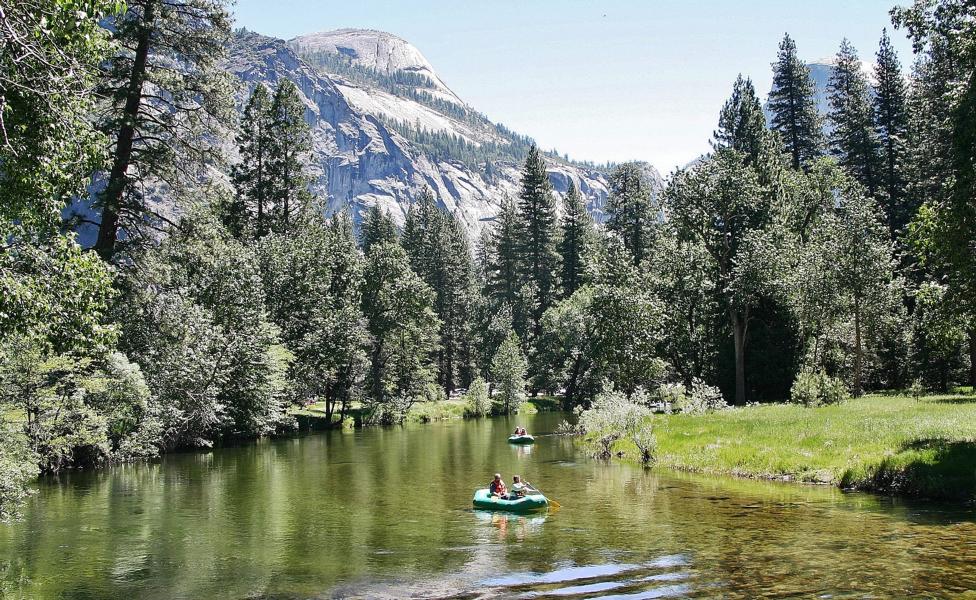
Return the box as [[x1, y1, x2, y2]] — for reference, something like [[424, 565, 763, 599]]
[[472, 488, 549, 512], [508, 434, 535, 444]]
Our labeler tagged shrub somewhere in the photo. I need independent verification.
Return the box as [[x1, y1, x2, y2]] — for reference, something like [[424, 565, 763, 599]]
[[463, 377, 491, 417], [578, 384, 654, 460], [790, 370, 850, 407], [672, 379, 728, 414]]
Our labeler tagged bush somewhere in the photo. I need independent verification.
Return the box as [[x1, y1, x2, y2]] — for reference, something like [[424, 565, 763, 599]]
[[578, 384, 654, 460], [0, 427, 38, 523], [790, 370, 850, 407], [463, 377, 491, 417], [672, 379, 728, 415]]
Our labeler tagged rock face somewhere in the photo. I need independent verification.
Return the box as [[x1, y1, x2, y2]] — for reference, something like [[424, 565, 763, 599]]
[[227, 29, 661, 236]]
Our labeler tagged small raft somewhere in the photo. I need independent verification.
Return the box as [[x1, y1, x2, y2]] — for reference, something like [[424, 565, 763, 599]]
[[472, 488, 549, 512], [508, 434, 535, 444]]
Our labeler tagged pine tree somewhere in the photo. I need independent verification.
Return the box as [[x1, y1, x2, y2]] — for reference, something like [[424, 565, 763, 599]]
[[267, 79, 313, 235], [768, 33, 825, 170], [95, 0, 233, 258], [359, 205, 398, 253], [713, 75, 768, 165], [230, 84, 274, 238], [515, 145, 561, 339], [873, 29, 911, 235], [606, 162, 657, 267], [827, 39, 881, 198], [401, 189, 475, 393], [557, 181, 593, 298]]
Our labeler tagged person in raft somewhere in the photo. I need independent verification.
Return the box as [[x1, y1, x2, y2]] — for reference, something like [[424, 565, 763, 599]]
[[513, 426, 527, 436], [488, 473, 507, 498], [510, 475, 528, 498]]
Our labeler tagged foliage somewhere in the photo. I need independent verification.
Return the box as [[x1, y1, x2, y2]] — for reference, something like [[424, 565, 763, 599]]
[[827, 39, 881, 198], [0, 233, 117, 355], [606, 162, 658, 266], [0, 426, 38, 523], [259, 211, 367, 424], [577, 385, 654, 461], [490, 330, 527, 414], [673, 379, 729, 415], [95, 0, 235, 257], [463, 377, 491, 418], [557, 181, 594, 298], [402, 189, 476, 392], [361, 242, 441, 424], [0, 0, 121, 229], [119, 202, 288, 447], [768, 33, 824, 170], [790, 369, 850, 407]]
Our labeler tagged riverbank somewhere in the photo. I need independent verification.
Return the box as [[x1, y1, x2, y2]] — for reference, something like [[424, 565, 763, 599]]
[[289, 395, 561, 429], [611, 393, 976, 500]]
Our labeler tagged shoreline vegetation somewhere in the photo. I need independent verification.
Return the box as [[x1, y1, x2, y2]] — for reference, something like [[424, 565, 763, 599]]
[[599, 392, 976, 501], [4, 0, 976, 522]]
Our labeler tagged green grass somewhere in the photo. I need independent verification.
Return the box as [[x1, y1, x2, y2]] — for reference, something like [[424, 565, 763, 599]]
[[404, 399, 468, 423], [614, 393, 976, 500]]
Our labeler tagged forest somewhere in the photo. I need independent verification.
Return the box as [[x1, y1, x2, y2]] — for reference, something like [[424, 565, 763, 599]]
[[1, 0, 975, 520]]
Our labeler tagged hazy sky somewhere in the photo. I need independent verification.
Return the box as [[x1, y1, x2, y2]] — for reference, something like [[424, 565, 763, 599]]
[[232, 1, 914, 173]]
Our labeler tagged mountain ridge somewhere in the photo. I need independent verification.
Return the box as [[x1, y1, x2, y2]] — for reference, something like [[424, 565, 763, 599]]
[[226, 28, 657, 236]]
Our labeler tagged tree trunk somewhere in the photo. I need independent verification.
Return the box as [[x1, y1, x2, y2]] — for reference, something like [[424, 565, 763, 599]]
[[853, 295, 863, 397], [969, 326, 976, 389], [95, 1, 156, 259], [731, 311, 746, 405]]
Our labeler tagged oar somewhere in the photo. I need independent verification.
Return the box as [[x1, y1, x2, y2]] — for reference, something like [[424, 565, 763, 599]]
[[526, 483, 561, 509]]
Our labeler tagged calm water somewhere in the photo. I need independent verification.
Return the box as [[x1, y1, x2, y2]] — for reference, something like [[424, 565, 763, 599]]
[[2, 411, 975, 599]]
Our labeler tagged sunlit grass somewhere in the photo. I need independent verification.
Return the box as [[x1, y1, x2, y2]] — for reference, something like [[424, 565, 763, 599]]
[[618, 393, 976, 499]]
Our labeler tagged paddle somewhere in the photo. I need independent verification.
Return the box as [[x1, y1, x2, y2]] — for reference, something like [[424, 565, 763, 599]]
[[525, 483, 561, 509]]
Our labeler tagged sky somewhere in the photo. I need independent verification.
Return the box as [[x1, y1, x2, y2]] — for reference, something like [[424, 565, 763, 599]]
[[231, 1, 915, 173]]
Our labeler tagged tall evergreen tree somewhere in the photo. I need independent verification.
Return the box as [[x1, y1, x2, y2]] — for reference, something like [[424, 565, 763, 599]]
[[713, 75, 768, 165], [768, 33, 825, 170], [401, 189, 476, 393], [894, 0, 976, 388], [557, 181, 593, 298], [94, 0, 234, 258], [230, 84, 274, 238], [515, 145, 561, 340], [827, 39, 882, 198], [267, 79, 313, 235], [873, 29, 911, 236], [359, 205, 398, 253], [606, 162, 657, 267]]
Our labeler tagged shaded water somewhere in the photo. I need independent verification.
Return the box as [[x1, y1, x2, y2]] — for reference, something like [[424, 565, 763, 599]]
[[1, 411, 975, 598]]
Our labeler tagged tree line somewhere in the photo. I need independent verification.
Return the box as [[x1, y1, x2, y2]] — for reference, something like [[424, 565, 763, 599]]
[[2, 0, 975, 521]]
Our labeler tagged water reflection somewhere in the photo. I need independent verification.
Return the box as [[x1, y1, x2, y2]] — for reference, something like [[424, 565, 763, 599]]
[[0, 411, 974, 599]]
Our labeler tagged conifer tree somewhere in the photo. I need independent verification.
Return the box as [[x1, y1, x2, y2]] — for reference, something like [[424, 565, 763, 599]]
[[359, 205, 398, 253], [557, 181, 593, 298], [267, 79, 313, 235], [606, 162, 657, 267], [230, 84, 274, 238], [401, 189, 475, 393], [768, 33, 825, 170], [713, 75, 768, 165], [515, 145, 561, 339], [827, 39, 881, 198], [95, 0, 234, 258], [873, 29, 911, 235]]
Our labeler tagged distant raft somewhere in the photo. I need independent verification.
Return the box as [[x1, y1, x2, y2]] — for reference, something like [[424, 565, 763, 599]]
[[472, 488, 549, 512], [508, 434, 535, 444]]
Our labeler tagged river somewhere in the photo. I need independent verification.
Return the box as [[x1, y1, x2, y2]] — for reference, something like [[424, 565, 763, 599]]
[[1, 411, 975, 598]]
